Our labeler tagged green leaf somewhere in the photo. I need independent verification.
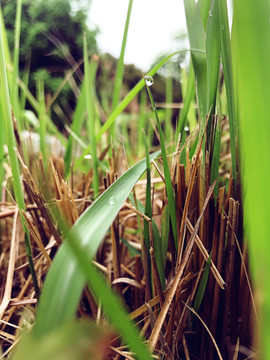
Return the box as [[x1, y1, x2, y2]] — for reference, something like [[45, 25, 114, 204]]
[[184, 0, 207, 122], [218, 0, 237, 185], [34, 150, 161, 336], [206, 0, 221, 130], [232, 0, 270, 357], [194, 253, 212, 312], [145, 80, 178, 251]]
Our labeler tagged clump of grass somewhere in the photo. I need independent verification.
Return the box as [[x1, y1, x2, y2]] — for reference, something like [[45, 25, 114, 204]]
[[0, 0, 268, 359]]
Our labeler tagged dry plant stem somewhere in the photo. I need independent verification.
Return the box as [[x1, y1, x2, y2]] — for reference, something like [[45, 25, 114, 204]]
[[177, 125, 206, 263], [21, 210, 52, 263], [224, 199, 239, 342], [184, 303, 223, 360], [186, 218, 225, 289], [148, 180, 216, 351], [15, 149, 62, 245], [0, 209, 19, 319], [182, 334, 191, 360], [149, 221, 165, 306]]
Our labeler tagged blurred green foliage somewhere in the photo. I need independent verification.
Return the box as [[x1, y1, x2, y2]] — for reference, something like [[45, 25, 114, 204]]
[[2, 0, 98, 125]]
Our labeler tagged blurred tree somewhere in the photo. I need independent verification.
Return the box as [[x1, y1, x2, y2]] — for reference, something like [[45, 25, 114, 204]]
[[2, 0, 98, 125]]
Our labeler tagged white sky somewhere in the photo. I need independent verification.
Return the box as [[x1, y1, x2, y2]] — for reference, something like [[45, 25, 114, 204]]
[[88, 0, 187, 72], [88, 0, 233, 72]]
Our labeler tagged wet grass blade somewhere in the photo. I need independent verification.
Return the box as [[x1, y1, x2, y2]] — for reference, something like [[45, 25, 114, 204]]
[[232, 0, 270, 357], [145, 78, 178, 251], [177, 63, 196, 134], [34, 150, 161, 335]]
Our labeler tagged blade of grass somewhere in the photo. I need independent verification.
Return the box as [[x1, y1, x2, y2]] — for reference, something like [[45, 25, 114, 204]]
[[0, 14, 39, 297], [218, 0, 237, 186], [206, 0, 221, 138], [37, 77, 47, 165], [83, 33, 99, 198], [62, 222, 152, 360], [11, 0, 22, 130], [142, 129, 152, 294], [145, 77, 178, 251], [111, 0, 133, 113], [194, 253, 212, 312], [177, 64, 196, 134], [143, 130, 165, 290], [165, 67, 173, 143], [34, 150, 161, 336], [232, 0, 270, 357], [183, 0, 207, 123]]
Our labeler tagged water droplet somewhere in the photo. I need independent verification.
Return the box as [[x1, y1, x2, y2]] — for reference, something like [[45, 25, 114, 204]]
[[208, 10, 212, 17], [221, 24, 225, 31], [84, 154, 91, 160], [144, 76, 154, 87], [109, 196, 116, 205], [184, 126, 189, 132]]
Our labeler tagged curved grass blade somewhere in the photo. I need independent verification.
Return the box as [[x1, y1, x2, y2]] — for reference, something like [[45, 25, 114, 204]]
[[34, 150, 161, 336], [62, 221, 152, 360]]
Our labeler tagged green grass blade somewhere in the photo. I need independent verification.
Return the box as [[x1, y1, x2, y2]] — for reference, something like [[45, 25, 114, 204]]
[[137, 89, 147, 155], [34, 150, 161, 335], [206, 0, 220, 130], [64, 77, 87, 175], [194, 253, 212, 312], [111, 0, 133, 113], [210, 116, 221, 198], [145, 78, 178, 250], [177, 63, 196, 134], [83, 34, 99, 197], [183, 0, 207, 123], [11, 0, 22, 129], [232, 1, 270, 357], [218, 0, 237, 185], [143, 130, 152, 255], [165, 68, 173, 142], [37, 77, 47, 164], [0, 13, 39, 297], [0, 7, 11, 80], [63, 223, 152, 360], [198, 0, 212, 29]]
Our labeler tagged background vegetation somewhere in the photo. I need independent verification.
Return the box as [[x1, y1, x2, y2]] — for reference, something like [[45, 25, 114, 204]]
[[0, 0, 269, 359]]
